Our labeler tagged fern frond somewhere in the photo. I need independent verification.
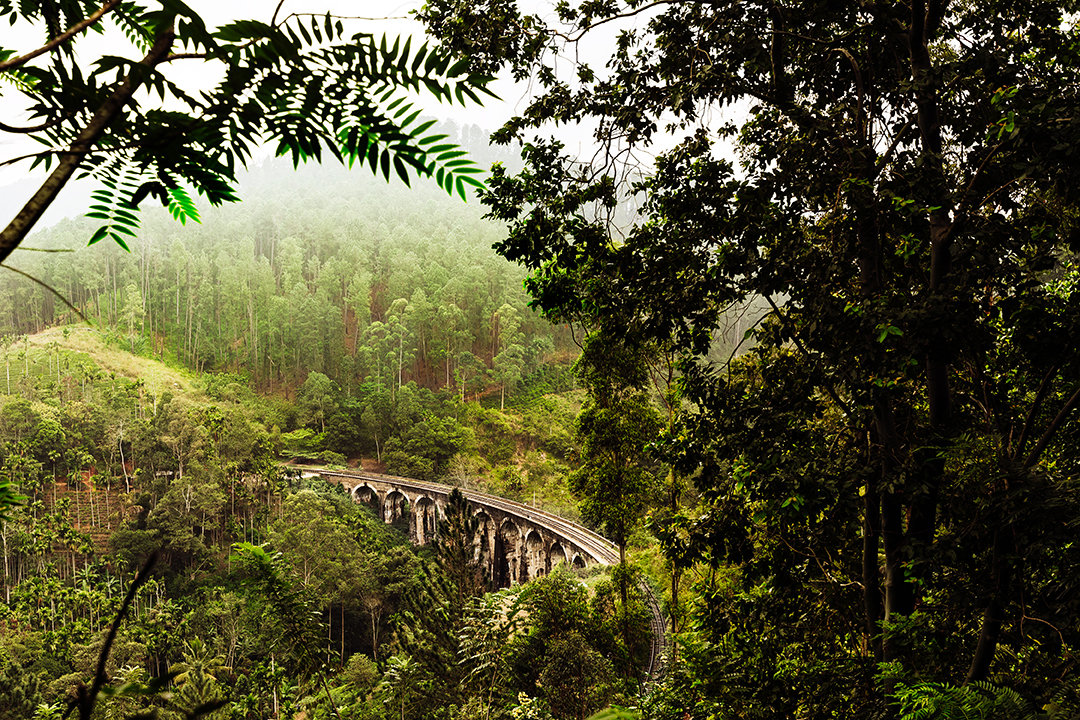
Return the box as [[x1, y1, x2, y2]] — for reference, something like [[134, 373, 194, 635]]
[[894, 680, 1042, 720]]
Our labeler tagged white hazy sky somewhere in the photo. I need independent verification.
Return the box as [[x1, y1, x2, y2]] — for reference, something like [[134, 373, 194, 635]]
[[0, 2, 527, 182], [0, 2, 733, 229]]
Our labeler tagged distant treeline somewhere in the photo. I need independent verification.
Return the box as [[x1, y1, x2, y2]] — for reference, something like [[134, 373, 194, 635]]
[[0, 123, 574, 403]]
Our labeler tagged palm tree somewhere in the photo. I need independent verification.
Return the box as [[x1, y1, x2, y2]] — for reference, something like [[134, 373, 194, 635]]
[[171, 638, 230, 685], [167, 639, 230, 720]]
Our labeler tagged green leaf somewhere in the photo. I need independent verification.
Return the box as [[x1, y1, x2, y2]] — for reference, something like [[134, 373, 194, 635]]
[[215, 19, 273, 42], [398, 35, 412, 71], [88, 225, 110, 246], [109, 233, 131, 252], [393, 156, 411, 186], [459, 175, 485, 188], [411, 44, 428, 73], [167, 185, 202, 225]]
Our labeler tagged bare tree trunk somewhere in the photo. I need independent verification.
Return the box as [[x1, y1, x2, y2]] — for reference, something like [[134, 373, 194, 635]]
[[2, 522, 9, 604]]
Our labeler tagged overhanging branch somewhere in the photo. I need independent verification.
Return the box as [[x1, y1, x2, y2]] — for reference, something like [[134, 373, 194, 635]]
[[0, 263, 89, 324], [0, 0, 122, 73], [763, 295, 856, 420], [1014, 364, 1059, 460], [0, 111, 75, 134], [0, 25, 175, 264]]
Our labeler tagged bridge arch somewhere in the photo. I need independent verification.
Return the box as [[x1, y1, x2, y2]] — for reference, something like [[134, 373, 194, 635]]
[[352, 484, 382, 516], [384, 489, 409, 525], [413, 495, 438, 545], [548, 540, 568, 574]]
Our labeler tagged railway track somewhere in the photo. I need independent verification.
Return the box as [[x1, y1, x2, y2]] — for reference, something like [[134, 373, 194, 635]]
[[322, 470, 669, 682]]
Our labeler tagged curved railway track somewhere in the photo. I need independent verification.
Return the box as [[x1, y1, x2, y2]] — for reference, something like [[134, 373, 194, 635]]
[[322, 470, 669, 681]]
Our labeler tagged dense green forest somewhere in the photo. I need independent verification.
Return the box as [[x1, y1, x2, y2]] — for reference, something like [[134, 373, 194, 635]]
[[0, 140, 667, 719], [6, 0, 1080, 719], [0, 131, 594, 483], [0, 127, 568, 402], [417, 1, 1080, 719]]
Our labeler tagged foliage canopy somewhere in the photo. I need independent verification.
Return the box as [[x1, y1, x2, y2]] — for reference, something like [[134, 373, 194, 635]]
[[422, 0, 1080, 714]]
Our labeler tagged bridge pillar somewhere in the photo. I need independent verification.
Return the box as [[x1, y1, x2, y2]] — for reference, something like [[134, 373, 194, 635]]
[[474, 512, 496, 587], [524, 530, 544, 583], [495, 519, 523, 588]]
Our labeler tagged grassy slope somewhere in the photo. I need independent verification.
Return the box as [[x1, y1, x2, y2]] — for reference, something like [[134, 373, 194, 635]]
[[26, 326, 196, 395]]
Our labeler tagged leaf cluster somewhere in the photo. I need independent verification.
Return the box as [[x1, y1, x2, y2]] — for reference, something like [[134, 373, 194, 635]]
[[1, 1, 495, 255]]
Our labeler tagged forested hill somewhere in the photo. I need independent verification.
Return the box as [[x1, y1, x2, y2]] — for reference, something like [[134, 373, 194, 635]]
[[0, 121, 569, 404], [0, 124, 663, 719]]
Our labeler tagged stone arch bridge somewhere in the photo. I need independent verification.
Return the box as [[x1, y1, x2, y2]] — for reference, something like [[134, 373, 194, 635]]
[[321, 471, 618, 587], [320, 470, 670, 681]]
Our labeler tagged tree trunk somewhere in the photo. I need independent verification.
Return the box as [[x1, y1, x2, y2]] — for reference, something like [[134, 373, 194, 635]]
[[2, 522, 9, 603], [965, 526, 1014, 683], [862, 466, 882, 662]]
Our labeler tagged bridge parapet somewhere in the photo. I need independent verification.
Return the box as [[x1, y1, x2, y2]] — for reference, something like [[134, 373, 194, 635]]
[[321, 471, 617, 587]]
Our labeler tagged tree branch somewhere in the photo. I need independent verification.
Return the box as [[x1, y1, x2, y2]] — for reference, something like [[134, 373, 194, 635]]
[[559, 1, 677, 43], [834, 47, 865, 139], [0, 111, 76, 134], [69, 552, 157, 720], [271, 0, 288, 26], [164, 52, 214, 62], [280, 13, 412, 22], [1023, 383, 1080, 469], [954, 140, 1005, 218], [0, 263, 88, 324], [0, 25, 175, 264], [1013, 364, 1059, 460], [0, 0, 122, 73], [763, 295, 857, 420], [872, 116, 915, 180], [924, 0, 949, 42], [0, 150, 61, 168], [0, 141, 145, 169]]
